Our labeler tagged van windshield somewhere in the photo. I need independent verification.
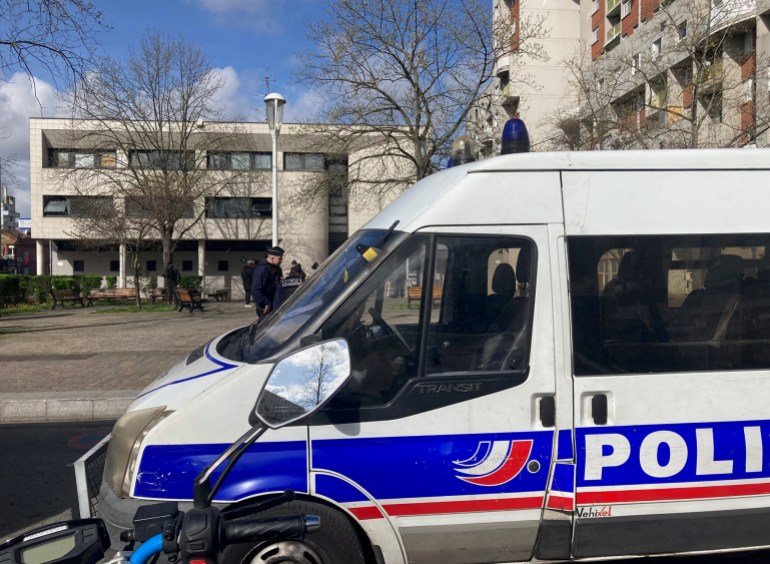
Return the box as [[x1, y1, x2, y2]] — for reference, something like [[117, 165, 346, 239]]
[[238, 228, 403, 362]]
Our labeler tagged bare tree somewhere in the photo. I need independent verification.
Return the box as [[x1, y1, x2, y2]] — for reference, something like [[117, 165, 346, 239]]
[[298, 0, 545, 203], [550, 0, 764, 150], [65, 33, 257, 275], [0, 0, 104, 92]]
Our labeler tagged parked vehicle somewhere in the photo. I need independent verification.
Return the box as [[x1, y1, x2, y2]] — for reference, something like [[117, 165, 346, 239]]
[[78, 148, 770, 563]]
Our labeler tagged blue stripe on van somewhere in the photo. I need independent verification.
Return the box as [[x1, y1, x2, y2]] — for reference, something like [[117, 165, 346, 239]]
[[134, 431, 554, 502], [134, 440, 307, 500], [313, 431, 554, 503]]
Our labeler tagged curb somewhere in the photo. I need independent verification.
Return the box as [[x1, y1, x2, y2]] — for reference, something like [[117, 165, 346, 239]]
[[0, 390, 137, 423]]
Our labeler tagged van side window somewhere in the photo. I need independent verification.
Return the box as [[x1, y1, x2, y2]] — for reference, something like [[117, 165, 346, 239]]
[[426, 236, 535, 374], [569, 234, 770, 375], [320, 235, 428, 406]]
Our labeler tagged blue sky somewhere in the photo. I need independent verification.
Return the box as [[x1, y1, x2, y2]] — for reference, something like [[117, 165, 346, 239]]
[[1, 0, 327, 216]]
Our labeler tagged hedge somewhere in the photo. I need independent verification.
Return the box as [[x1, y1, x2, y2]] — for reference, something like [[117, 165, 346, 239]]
[[179, 275, 202, 289], [0, 275, 104, 308]]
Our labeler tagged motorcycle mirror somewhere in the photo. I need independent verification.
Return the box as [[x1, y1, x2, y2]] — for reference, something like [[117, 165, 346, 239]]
[[255, 338, 352, 429]]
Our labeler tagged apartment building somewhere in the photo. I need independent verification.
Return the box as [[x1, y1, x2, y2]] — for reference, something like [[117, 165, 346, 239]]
[[468, 0, 582, 155], [30, 118, 407, 298], [472, 0, 769, 151]]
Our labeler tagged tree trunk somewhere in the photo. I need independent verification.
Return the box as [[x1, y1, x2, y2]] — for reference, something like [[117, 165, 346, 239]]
[[131, 251, 142, 309], [161, 227, 174, 272]]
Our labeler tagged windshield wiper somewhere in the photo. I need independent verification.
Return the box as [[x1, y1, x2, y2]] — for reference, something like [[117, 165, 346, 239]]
[[376, 220, 400, 249]]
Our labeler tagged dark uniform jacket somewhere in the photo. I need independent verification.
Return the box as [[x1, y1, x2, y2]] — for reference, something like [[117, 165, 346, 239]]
[[250, 260, 282, 309]]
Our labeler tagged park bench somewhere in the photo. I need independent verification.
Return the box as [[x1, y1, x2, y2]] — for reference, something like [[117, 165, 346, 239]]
[[149, 287, 170, 304], [175, 288, 204, 312], [50, 289, 89, 309], [206, 288, 230, 302], [407, 285, 443, 309], [89, 288, 137, 303]]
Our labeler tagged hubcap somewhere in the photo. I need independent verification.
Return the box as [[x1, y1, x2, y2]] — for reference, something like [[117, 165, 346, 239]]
[[246, 540, 324, 564]]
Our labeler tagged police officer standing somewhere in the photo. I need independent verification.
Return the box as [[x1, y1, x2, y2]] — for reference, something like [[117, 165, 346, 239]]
[[251, 246, 284, 319]]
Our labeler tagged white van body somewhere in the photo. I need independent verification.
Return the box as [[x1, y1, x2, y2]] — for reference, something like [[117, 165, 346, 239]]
[[87, 149, 770, 563]]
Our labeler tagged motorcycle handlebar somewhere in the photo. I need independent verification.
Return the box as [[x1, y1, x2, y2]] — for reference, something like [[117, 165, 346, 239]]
[[223, 514, 320, 544]]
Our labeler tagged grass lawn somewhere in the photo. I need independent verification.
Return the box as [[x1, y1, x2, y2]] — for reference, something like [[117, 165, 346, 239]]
[[0, 304, 52, 316]]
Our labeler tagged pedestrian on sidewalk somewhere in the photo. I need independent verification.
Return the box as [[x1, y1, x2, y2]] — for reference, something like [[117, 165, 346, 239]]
[[251, 246, 284, 320], [241, 259, 255, 307], [163, 262, 180, 304], [288, 260, 307, 281]]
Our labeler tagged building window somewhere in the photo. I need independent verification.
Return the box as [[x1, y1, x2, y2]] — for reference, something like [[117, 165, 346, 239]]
[[621, 0, 631, 18], [631, 53, 641, 75], [146, 260, 157, 272], [205, 197, 272, 219], [42, 196, 113, 217], [592, 27, 599, 44], [218, 260, 229, 272], [73, 260, 85, 273], [129, 150, 193, 170], [110, 260, 119, 272], [651, 38, 662, 58], [678, 21, 687, 41], [569, 234, 770, 376], [182, 260, 193, 272], [206, 152, 272, 171], [284, 153, 326, 172], [48, 149, 117, 168]]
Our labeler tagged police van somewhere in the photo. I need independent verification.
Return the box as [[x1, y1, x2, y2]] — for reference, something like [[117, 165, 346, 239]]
[[83, 149, 770, 563]]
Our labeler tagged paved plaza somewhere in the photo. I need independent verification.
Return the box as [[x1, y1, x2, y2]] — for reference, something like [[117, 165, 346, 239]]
[[0, 303, 256, 421]]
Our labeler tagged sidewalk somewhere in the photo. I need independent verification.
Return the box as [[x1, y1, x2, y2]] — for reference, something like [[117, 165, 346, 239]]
[[0, 302, 256, 422]]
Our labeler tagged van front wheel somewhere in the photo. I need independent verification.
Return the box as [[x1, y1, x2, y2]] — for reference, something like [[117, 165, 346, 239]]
[[222, 500, 367, 564]]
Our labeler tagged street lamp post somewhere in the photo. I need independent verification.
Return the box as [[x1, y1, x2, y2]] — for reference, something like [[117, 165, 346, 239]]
[[264, 93, 286, 247]]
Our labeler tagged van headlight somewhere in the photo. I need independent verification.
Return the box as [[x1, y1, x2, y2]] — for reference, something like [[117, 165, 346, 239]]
[[104, 406, 169, 497]]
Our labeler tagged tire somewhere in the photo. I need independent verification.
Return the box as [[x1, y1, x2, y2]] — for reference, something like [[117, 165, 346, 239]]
[[220, 499, 367, 564]]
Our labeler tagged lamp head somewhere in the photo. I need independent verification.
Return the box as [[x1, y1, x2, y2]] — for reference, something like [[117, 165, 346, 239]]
[[264, 92, 287, 134]]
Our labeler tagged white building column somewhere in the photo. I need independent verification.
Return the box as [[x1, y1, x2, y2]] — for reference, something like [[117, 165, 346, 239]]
[[119, 243, 127, 288], [36, 240, 44, 276], [198, 240, 206, 289]]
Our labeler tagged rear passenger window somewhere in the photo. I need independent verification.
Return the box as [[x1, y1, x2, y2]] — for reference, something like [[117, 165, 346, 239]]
[[569, 234, 770, 375]]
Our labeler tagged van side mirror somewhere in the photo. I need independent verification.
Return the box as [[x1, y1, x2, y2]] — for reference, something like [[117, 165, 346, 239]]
[[255, 338, 351, 428]]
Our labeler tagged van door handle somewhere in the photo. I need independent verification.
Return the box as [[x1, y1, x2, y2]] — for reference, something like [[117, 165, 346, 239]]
[[591, 394, 608, 425], [539, 395, 555, 428]]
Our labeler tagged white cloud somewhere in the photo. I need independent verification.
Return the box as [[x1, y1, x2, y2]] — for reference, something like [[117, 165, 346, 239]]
[[0, 72, 65, 216], [211, 66, 260, 121], [195, 0, 286, 33], [284, 89, 323, 123]]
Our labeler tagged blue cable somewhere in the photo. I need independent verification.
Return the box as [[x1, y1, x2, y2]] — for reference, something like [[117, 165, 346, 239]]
[[129, 533, 164, 564]]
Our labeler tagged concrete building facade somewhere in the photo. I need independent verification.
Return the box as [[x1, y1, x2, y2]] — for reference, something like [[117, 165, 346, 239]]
[[30, 118, 407, 299]]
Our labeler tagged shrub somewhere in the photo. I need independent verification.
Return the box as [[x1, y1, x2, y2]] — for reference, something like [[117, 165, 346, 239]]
[[0, 275, 23, 307], [180, 275, 202, 289], [106, 275, 117, 289]]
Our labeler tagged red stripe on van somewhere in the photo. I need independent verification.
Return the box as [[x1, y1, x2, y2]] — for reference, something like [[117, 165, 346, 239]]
[[546, 494, 574, 511], [577, 481, 770, 505], [348, 495, 545, 520]]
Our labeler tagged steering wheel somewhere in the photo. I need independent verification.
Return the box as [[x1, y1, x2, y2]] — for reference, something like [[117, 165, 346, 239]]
[[368, 307, 411, 352]]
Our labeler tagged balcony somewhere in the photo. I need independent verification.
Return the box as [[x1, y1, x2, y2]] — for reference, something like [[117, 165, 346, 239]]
[[607, 0, 622, 16], [650, 91, 668, 109], [605, 22, 621, 44], [700, 59, 724, 91], [710, 0, 757, 30]]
